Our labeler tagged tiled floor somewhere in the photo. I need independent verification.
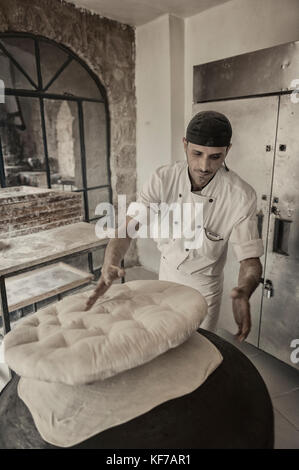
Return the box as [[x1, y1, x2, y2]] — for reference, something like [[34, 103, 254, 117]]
[[216, 328, 299, 449], [0, 265, 298, 449]]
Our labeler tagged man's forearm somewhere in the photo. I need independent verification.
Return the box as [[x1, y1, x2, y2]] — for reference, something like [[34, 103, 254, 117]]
[[237, 257, 263, 299], [103, 237, 131, 268]]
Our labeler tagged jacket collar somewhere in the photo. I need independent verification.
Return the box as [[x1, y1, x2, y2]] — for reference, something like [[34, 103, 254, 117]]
[[183, 161, 223, 198]]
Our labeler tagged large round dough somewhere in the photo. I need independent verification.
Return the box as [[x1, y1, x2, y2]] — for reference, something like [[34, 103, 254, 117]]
[[4, 280, 208, 385]]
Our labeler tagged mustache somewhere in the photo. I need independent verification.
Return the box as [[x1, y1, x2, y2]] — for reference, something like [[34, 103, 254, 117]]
[[194, 171, 212, 175]]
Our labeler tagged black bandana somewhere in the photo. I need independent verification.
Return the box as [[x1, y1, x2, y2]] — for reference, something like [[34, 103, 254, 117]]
[[186, 111, 232, 147]]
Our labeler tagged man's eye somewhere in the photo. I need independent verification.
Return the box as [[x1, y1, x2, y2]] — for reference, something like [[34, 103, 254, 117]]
[[211, 155, 221, 159]]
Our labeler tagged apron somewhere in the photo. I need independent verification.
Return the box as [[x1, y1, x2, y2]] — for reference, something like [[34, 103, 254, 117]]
[[159, 256, 224, 332]]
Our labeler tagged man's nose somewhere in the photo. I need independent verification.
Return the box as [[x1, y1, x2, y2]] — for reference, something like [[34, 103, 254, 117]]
[[199, 159, 211, 173]]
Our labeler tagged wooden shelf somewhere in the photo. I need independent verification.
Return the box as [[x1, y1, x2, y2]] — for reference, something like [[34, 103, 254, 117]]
[[2, 262, 94, 313]]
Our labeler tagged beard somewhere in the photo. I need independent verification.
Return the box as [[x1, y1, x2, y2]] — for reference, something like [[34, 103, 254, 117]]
[[190, 169, 214, 190]]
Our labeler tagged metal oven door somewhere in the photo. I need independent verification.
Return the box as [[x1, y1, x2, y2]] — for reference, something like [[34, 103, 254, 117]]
[[259, 94, 299, 368], [193, 96, 279, 346]]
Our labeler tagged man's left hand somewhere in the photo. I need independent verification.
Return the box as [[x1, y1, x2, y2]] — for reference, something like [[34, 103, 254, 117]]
[[230, 287, 251, 342]]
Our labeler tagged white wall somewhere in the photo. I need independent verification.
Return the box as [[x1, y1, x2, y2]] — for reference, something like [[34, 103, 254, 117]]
[[136, 14, 185, 271], [136, 14, 171, 194], [136, 15, 171, 272], [169, 15, 185, 164], [136, 13, 185, 190], [185, 0, 299, 126], [136, 0, 299, 272]]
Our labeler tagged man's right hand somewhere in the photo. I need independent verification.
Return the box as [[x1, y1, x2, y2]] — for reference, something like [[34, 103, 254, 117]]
[[84, 265, 125, 311]]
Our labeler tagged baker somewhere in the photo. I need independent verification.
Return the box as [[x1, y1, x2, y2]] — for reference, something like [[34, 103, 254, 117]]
[[85, 111, 264, 342]]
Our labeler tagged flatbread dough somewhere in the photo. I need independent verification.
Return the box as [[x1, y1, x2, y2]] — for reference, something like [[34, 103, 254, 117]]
[[5, 280, 208, 385], [18, 332, 223, 447]]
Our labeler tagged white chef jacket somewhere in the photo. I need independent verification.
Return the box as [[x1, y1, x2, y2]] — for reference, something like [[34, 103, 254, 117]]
[[127, 160, 264, 330]]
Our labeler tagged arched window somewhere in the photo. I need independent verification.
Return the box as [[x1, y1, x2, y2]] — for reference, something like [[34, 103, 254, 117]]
[[0, 32, 112, 224]]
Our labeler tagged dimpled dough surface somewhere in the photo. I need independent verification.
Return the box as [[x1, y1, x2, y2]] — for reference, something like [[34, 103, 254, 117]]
[[4, 280, 208, 385]]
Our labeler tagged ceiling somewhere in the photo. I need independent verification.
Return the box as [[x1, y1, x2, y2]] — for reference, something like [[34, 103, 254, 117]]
[[68, 0, 231, 26]]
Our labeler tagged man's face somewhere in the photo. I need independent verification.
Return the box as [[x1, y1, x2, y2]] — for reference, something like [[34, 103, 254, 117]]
[[183, 137, 231, 190]]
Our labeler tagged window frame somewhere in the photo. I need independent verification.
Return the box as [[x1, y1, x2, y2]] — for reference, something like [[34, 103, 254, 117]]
[[0, 32, 112, 224]]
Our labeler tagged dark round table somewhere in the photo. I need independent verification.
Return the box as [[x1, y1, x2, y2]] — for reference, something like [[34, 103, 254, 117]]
[[0, 329, 274, 449]]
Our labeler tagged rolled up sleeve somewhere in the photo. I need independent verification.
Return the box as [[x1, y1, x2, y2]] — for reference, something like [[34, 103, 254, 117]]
[[229, 191, 264, 262], [126, 169, 161, 226]]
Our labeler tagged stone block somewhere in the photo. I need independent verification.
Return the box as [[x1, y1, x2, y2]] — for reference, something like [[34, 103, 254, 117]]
[[0, 186, 83, 238], [114, 172, 136, 195], [114, 145, 136, 170]]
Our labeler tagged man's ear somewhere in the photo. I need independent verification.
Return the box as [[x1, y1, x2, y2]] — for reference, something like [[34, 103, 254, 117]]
[[183, 137, 188, 152], [226, 143, 232, 154]]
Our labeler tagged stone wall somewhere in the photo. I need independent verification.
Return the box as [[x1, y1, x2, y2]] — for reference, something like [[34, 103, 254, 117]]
[[0, 0, 138, 266], [0, 186, 83, 238]]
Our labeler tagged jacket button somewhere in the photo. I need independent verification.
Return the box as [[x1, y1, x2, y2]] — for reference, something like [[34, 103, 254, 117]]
[[185, 248, 189, 252], [209, 198, 213, 203], [179, 193, 182, 198]]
